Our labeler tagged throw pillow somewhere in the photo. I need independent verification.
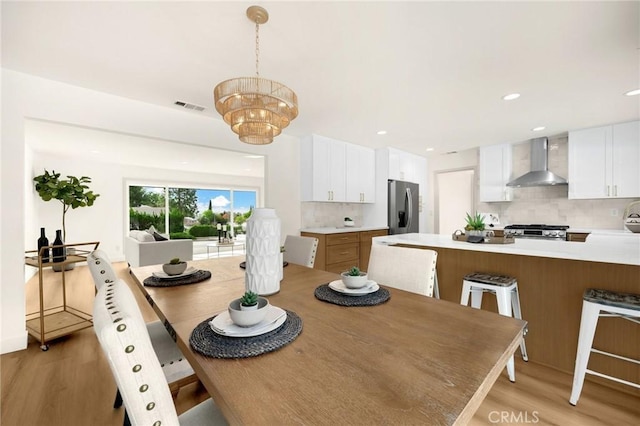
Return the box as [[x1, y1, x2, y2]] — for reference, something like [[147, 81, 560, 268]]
[[153, 232, 168, 241]]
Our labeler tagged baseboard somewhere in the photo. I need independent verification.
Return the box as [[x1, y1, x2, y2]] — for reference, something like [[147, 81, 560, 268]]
[[1, 331, 28, 354]]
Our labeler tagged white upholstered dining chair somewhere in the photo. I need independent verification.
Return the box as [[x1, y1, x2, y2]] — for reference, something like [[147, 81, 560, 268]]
[[283, 235, 319, 268], [87, 250, 198, 404], [93, 279, 228, 426], [367, 244, 438, 297]]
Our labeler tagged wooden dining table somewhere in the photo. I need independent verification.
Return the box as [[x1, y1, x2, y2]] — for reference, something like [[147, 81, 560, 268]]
[[130, 257, 526, 425]]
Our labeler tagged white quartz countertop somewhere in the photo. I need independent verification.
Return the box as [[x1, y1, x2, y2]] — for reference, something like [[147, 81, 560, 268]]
[[301, 226, 388, 234], [373, 233, 640, 266]]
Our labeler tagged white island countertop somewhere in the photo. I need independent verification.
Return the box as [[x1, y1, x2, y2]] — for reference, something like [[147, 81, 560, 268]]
[[301, 226, 388, 234], [373, 233, 640, 266]]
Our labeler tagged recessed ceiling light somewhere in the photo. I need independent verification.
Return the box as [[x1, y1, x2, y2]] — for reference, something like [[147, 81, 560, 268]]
[[625, 89, 640, 96], [244, 155, 263, 159], [180, 161, 189, 165], [377, 130, 387, 135], [502, 93, 520, 101], [425, 147, 434, 152], [532, 126, 546, 132]]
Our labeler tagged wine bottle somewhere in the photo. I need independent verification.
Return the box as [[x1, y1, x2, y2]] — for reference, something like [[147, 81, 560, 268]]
[[52, 229, 66, 263], [37, 227, 50, 263]]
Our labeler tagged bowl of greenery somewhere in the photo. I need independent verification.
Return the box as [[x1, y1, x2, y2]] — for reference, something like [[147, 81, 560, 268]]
[[162, 257, 187, 275], [340, 266, 369, 289], [228, 291, 269, 327]]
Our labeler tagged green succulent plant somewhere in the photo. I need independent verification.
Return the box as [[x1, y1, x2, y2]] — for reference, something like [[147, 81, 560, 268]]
[[240, 291, 259, 307], [464, 212, 486, 231], [169, 257, 182, 265], [346, 266, 362, 277]]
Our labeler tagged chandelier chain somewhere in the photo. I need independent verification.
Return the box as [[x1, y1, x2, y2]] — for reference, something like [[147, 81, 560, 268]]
[[255, 21, 260, 77]]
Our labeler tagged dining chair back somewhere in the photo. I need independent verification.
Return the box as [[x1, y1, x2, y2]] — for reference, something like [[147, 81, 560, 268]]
[[93, 279, 227, 426], [283, 235, 319, 268], [367, 244, 438, 297], [87, 249, 118, 290], [87, 250, 198, 406]]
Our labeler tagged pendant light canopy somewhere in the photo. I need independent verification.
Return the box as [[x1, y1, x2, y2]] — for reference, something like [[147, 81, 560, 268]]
[[214, 6, 299, 145]]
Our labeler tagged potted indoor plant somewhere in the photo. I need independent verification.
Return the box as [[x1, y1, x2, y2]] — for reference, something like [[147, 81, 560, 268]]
[[340, 266, 368, 289], [344, 217, 355, 227], [464, 212, 486, 236], [228, 291, 269, 327], [33, 169, 99, 271], [33, 169, 100, 243], [162, 257, 187, 276]]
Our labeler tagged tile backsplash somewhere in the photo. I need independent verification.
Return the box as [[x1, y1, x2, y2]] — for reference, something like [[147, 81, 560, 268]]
[[478, 136, 636, 230], [301, 202, 363, 229]]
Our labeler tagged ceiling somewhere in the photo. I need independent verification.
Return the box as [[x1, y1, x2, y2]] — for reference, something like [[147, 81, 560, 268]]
[[3, 1, 639, 157]]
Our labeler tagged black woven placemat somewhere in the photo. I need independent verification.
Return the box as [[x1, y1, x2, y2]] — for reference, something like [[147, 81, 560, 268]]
[[314, 284, 391, 307], [239, 261, 288, 269], [189, 309, 302, 359], [143, 270, 211, 287]]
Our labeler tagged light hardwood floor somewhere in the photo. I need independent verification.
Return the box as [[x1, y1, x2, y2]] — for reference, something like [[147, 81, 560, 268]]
[[2, 263, 638, 425]]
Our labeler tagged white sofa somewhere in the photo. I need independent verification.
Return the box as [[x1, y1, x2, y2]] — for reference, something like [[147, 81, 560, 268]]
[[124, 230, 193, 267]]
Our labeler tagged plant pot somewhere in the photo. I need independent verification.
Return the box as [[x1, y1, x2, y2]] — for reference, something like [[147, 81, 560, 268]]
[[162, 262, 187, 276], [344, 220, 355, 227], [341, 271, 369, 289], [228, 297, 269, 327], [466, 230, 484, 237]]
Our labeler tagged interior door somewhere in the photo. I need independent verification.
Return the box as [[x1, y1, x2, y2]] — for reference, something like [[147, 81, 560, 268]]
[[436, 169, 474, 234]]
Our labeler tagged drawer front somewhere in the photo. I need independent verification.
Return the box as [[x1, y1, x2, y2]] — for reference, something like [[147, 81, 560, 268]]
[[326, 259, 360, 275], [326, 243, 359, 265], [327, 232, 359, 246]]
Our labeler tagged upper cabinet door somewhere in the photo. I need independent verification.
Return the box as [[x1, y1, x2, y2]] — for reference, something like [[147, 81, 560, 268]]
[[568, 126, 610, 199], [301, 135, 346, 202], [612, 121, 640, 198], [479, 143, 513, 202], [345, 143, 376, 203], [569, 121, 638, 199]]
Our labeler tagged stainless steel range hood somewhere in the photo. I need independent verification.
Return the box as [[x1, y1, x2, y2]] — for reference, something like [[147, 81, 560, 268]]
[[506, 137, 568, 187]]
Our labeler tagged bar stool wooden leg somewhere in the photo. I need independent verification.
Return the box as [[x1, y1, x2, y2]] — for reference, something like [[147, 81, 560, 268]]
[[569, 300, 601, 405]]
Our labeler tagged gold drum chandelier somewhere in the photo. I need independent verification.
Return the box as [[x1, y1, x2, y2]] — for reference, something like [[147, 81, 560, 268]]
[[214, 6, 298, 145]]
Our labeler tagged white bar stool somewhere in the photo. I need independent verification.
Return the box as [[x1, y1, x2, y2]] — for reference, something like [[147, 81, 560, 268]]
[[569, 288, 640, 405], [460, 272, 528, 382]]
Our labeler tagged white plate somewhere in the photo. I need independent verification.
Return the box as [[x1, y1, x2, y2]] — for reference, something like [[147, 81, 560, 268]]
[[328, 279, 379, 296], [209, 306, 287, 337], [152, 266, 198, 280]]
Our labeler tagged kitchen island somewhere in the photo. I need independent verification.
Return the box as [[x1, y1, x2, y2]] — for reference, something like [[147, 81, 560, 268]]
[[373, 233, 640, 396]]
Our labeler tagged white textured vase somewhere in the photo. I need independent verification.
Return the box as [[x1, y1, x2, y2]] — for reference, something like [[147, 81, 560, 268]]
[[245, 208, 281, 295]]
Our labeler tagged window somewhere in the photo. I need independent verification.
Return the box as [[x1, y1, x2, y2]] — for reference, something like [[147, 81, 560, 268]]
[[128, 184, 257, 238]]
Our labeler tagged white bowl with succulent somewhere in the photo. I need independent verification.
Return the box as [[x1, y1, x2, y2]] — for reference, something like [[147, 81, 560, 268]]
[[340, 266, 369, 289], [464, 212, 486, 237], [162, 257, 187, 276], [228, 291, 269, 327], [344, 217, 355, 227]]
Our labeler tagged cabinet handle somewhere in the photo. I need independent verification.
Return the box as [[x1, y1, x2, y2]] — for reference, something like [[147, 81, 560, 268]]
[[340, 251, 349, 255], [607, 185, 610, 196], [614, 185, 618, 197]]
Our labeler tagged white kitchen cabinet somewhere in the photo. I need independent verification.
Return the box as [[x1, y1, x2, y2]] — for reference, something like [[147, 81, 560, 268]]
[[568, 121, 640, 199], [479, 143, 513, 202], [301, 134, 346, 202], [387, 147, 423, 184], [345, 143, 376, 203]]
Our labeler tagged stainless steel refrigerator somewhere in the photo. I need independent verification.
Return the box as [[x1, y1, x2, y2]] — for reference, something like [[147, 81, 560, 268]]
[[388, 179, 419, 234]]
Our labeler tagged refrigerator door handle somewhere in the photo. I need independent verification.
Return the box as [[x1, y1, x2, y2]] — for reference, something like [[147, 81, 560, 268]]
[[405, 187, 412, 230]]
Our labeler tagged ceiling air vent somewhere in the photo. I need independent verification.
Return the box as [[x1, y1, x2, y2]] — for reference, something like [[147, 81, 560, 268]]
[[174, 100, 205, 112]]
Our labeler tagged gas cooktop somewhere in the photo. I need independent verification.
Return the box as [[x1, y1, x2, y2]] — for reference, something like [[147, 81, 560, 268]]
[[503, 224, 569, 240]]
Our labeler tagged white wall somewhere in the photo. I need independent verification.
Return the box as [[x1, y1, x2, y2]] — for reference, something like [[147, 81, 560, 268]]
[[1, 69, 301, 354], [28, 147, 263, 262]]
